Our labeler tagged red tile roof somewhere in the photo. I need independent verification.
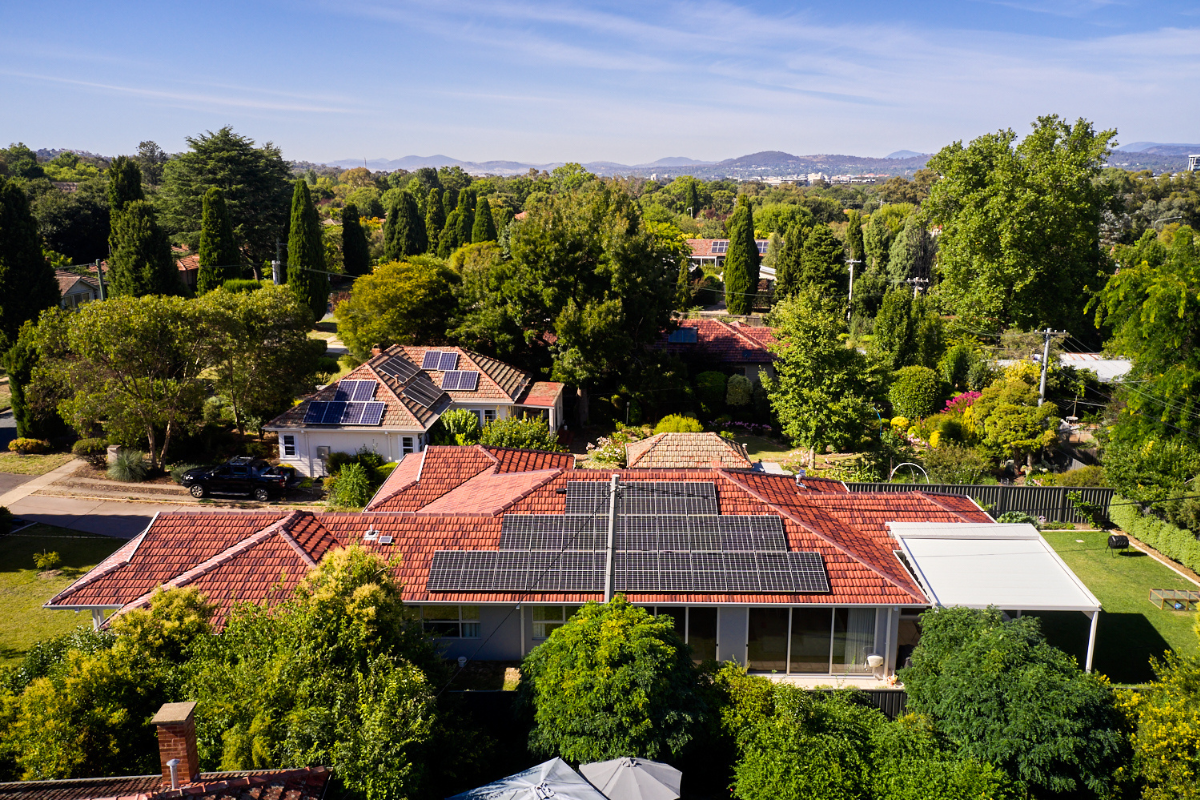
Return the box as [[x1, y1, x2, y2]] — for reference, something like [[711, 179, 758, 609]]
[[686, 239, 769, 258], [265, 345, 536, 432], [47, 451, 997, 623], [55, 270, 98, 297], [654, 319, 777, 364], [626, 432, 753, 469], [516, 381, 563, 408], [0, 768, 330, 800]]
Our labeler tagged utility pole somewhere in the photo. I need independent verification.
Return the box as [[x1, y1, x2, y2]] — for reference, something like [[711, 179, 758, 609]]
[[906, 276, 929, 297], [94, 259, 106, 300], [271, 237, 282, 285], [845, 259, 862, 322], [603, 474, 620, 603], [1037, 328, 1055, 406]]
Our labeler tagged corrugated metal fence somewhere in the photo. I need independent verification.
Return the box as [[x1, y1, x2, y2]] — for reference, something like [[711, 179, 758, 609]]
[[844, 483, 1115, 524]]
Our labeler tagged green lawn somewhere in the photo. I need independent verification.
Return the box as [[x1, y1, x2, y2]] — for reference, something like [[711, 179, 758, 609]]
[[733, 434, 795, 462], [0, 452, 74, 476], [1036, 530, 1199, 685], [0, 525, 122, 666]]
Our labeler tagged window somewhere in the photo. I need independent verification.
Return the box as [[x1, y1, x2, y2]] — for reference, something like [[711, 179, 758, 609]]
[[281, 435, 296, 457], [532, 605, 579, 639], [832, 608, 877, 674], [417, 605, 480, 638], [401, 436, 415, 455], [747, 608, 789, 672], [483, 409, 496, 424], [687, 608, 718, 663], [790, 608, 833, 673]]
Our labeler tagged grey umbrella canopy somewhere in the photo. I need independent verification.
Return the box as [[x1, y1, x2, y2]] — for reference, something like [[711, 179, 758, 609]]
[[578, 758, 682, 800], [446, 757, 610, 800]]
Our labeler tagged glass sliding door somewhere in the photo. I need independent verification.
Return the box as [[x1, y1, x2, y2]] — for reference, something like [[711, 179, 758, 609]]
[[747, 608, 789, 671], [832, 608, 877, 674], [656, 607, 686, 639], [688, 607, 717, 663], [789, 608, 833, 673]]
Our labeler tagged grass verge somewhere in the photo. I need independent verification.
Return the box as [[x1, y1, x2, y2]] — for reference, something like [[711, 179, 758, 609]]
[[732, 434, 794, 462], [1036, 530, 1199, 684], [0, 525, 123, 666], [0, 452, 75, 476]]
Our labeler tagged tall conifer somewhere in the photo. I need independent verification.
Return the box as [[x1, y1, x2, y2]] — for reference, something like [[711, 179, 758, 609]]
[[471, 198, 497, 243], [0, 179, 60, 342], [456, 189, 475, 243], [383, 192, 427, 260], [107, 156, 145, 216], [775, 224, 806, 300], [799, 223, 847, 295], [438, 210, 461, 258], [723, 198, 759, 315], [108, 200, 179, 297], [686, 179, 700, 217], [286, 180, 329, 319], [341, 203, 371, 276], [197, 187, 239, 293], [425, 188, 445, 254]]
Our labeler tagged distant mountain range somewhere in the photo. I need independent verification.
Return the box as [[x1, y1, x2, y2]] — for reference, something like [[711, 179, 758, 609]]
[[328, 150, 936, 178], [1107, 141, 1199, 172]]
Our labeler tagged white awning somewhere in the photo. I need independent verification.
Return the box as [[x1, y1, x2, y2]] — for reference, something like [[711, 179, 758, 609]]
[[888, 522, 1101, 613]]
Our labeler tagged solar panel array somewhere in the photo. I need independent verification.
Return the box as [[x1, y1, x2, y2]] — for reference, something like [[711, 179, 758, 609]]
[[667, 327, 699, 344], [499, 514, 787, 552], [421, 350, 460, 371], [303, 400, 386, 425], [376, 354, 419, 383], [442, 370, 480, 391], [564, 481, 719, 515], [711, 240, 729, 254], [330, 380, 376, 402], [402, 374, 446, 408], [428, 550, 829, 593]]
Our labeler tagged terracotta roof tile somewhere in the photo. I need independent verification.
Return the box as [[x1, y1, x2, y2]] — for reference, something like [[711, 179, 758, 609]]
[[515, 381, 563, 408], [625, 433, 753, 469], [654, 319, 776, 364], [0, 768, 330, 800]]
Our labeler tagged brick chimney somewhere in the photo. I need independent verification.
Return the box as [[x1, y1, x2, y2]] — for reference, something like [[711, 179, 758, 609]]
[[371, 346, 382, 356], [153, 702, 200, 788]]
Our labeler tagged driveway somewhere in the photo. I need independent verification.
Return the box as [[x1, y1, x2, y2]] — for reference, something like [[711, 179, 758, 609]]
[[0, 472, 35, 495], [0, 410, 16, 451]]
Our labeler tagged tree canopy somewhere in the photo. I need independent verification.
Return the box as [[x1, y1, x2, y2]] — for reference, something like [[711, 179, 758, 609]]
[[286, 179, 329, 319], [335, 258, 457, 359], [341, 202, 371, 277], [0, 178, 60, 344], [107, 200, 180, 298], [724, 199, 759, 314]]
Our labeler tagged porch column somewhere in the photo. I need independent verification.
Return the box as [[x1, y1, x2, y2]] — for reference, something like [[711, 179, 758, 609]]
[[1085, 610, 1099, 673], [92, 609, 105, 630]]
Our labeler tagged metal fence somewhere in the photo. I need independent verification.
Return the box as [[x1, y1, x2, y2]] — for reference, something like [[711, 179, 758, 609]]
[[844, 483, 1115, 524]]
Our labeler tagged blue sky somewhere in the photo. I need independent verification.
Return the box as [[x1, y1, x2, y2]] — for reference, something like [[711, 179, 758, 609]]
[[2, 0, 1198, 164]]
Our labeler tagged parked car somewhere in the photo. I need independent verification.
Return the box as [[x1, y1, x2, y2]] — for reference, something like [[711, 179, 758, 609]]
[[180, 457, 298, 501]]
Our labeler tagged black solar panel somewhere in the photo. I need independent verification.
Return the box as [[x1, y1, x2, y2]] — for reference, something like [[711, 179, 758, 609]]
[[498, 513, 785, 552], [302, 399, 386, 426], [360, 402, 385, 425], [566, 481, 719, 515], [342, 402, 366, 425], [667, 328, 698, 343], [402, 374, 445, 408], [438, 351, 459, 371], [377, 354, 419, 383], [321, 401, 347, 424], [442, 370, 480, 392], [427, 550, 829, 594], [350, 381, 375, 401], [422, 351, 443, 369], [303, 402, 326, 424]]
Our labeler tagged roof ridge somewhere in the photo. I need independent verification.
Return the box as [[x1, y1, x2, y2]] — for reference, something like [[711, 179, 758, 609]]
[[912, 491, 985, 522], [277, 515, 322, 568], [104, 511, 304, 623], [461, 347, 532, 400], [717, 471, 924, 601], [475, 444, 502, 470], [625, 433, 665, 467], [717, 317, 767, 350]]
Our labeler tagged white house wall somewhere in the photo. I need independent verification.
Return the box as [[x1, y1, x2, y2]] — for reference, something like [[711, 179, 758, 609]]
[[281, 429, 422, 476]]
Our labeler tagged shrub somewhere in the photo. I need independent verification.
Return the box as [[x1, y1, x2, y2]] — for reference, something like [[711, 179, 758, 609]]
[[888, 366, 942, 420], [430, 408, 481, 445], [654, 414, 703, 434], [479, 416, 563, 452], [221, 278, 265, 293], [1103, 437, 1200, 503], [1110, 494, 1200, 575], [354, 447, 386, 482], [517, 597, 705, 763], [327, 462, 373, 509], [71, 438, 108, 467], [890, 416, 909, 430], [33, 550, 61, 570], [107, 449, 148, 482], [169, 463, 203, 485], [8, 438, 50, 455], [996, 511, 1040, 527], [695, 371, 728, 416], [924, 444, 990, 485], [1055, 465, 1107, 487], [1122, 651, 1200, 800], [726, 374, 753, 407], [325, 450, 357, 476]]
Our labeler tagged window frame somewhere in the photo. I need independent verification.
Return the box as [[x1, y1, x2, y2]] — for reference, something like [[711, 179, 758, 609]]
[[413, 605, 480, 639], [281, 434, 296, 457]]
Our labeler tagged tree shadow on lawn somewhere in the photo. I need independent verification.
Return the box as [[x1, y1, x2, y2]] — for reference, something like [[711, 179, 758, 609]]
[[1030, 610, 1172, 685], [0, 527, 121, 577]]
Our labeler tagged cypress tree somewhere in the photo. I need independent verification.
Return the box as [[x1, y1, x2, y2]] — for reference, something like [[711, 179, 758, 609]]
[[341, 203, 371, 276], [456, 189, 475, 244], [107, 156, 145, 216], [775, 224, 806, 300], [286, 179, 329, 319], [723, 198, 759, 315], [108, 200, 179, 297], [799, 223, 847, 296], [847, 210, 866, 267], [686, 179, 700, 217], [0, 179, 60, 343], [197, 187, 239, 293], [424, 188, 445, 254], [471, 198, 497, 243], [6, 322, 40, 438], [443, 188, 457, 218], [438, 210, 461, 258], [383, 192, 427, 260]]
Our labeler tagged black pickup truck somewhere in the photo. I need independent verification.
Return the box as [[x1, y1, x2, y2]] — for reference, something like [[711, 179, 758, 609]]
[[179, 457, 298, 501]]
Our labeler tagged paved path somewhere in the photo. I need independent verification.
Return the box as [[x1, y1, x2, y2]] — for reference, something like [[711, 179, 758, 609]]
[[8, 495, 163, 539]]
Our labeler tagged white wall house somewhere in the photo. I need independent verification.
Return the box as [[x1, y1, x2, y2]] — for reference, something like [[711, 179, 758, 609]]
[[265, 345, 564, 476]]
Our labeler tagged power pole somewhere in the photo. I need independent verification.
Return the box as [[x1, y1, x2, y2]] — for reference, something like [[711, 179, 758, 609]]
[[271, 237, 282, 285], [845, 258, 862, 322], [94, 259, 106, 300], [603, 474, 620, 603], [906, 276, 929, 297], [1037, 328, 1055, 406]]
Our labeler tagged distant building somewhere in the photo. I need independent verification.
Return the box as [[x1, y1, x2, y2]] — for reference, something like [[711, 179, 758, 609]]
[[55, 270, 101, 309], [1189, 154, 1199, 172], [653, 318, 777, 382], [686, 239, 770, 271]]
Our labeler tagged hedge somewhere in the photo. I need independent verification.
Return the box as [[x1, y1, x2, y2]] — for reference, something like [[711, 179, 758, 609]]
[[1111, 494, 1200, 575]]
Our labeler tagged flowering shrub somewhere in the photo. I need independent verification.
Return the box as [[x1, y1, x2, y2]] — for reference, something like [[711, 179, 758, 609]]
[[890, 416, 910, 430], [944, 391, 981, 415]]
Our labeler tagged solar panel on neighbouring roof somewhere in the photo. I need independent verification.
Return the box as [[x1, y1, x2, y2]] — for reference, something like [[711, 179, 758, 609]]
[[437, 351, 459, 371], [497, 512, 785, 553], [442, 370, 479, 391], [377, 354, 420, 383], [422, 351, 443, 369], [321, 401, 347, 424], [350, 381, 375, 401], [304, 402, 327, 424], [667, 328, 698, 343], [402, 374, 445, 408], [342, 403, 366, 425], [359, 401, 385, 425]]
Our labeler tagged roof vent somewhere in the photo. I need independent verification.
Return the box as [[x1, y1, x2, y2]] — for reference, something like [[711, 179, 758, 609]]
[[379, 535, 394, 545], [364, 529, 379, 540]]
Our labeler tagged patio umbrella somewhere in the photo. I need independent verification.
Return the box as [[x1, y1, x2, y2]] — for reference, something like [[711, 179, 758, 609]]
[[578, 757, 682, 800], [447, 757, 609, 800]]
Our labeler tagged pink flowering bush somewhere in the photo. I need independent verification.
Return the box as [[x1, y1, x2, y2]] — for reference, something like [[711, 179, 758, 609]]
[[943, 391, 981, 415]]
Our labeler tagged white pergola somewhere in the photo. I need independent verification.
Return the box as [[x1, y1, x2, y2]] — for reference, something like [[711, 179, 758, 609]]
[[889, 522, 1103, 672]]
